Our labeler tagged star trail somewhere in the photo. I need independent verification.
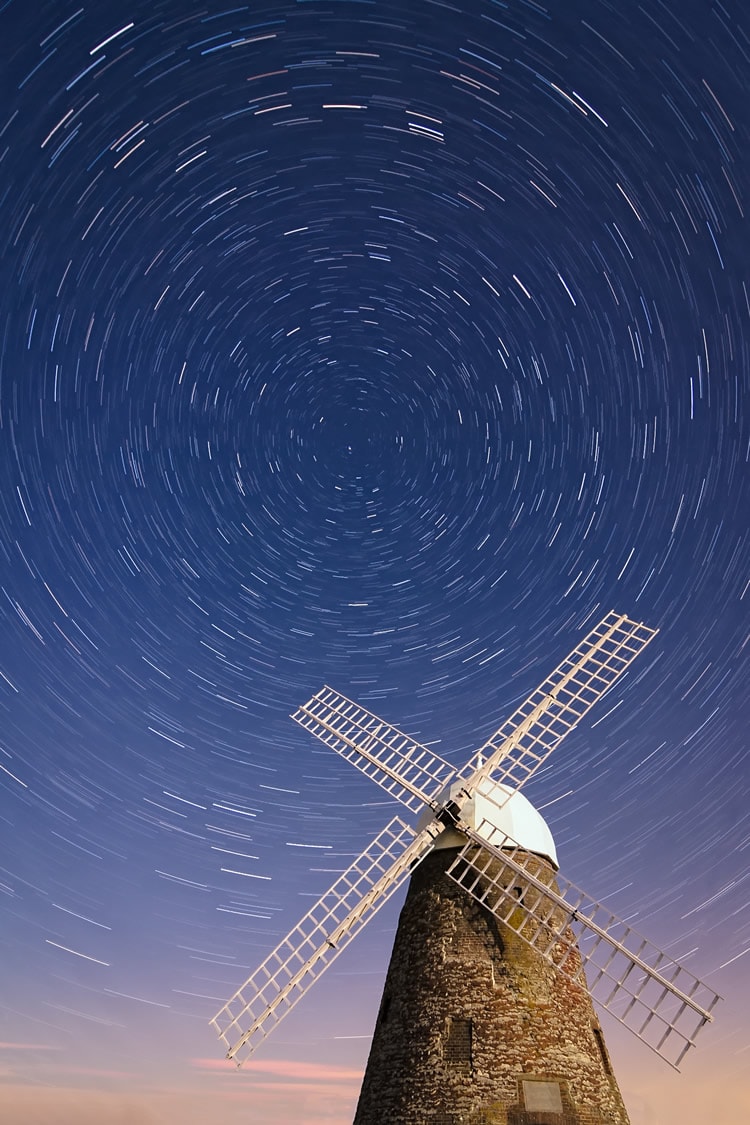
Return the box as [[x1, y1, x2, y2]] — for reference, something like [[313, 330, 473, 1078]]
[[0, 1, 748, 1122]]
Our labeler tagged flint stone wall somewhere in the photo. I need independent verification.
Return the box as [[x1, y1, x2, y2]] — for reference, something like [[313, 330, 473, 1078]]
[[353, 848, 630, 1125]]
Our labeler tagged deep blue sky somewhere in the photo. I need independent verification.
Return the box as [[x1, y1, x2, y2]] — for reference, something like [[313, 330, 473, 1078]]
[[0, 2, 747, 1122]]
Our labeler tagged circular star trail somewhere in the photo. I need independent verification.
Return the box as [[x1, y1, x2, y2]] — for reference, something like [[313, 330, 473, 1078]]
[[0, 2, 747, 1122]]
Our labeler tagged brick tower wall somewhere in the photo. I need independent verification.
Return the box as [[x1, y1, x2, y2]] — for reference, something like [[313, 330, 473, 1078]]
[[353, 847, 631, 1125]]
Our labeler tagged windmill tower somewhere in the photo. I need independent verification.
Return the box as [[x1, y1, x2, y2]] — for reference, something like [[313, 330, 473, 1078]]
[[210, 611, 719, 1124]]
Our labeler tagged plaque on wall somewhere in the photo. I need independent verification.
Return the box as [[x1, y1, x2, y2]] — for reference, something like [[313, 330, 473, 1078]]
[[522, 1080, 563, 1113]]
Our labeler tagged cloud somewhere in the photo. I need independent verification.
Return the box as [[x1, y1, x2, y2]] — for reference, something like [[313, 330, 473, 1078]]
[[192, 1055, 363, 1082]]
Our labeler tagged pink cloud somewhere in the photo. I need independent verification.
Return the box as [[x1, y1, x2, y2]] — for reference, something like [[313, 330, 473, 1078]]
[[192, 1055, 362, 1083]]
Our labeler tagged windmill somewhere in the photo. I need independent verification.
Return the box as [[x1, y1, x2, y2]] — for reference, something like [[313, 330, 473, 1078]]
[[210, 611, 719, 1123]]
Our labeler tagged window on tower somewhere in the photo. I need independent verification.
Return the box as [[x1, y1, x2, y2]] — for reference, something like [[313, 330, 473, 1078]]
[[443, 1016, 473, 1070], [593, 1025, 613, 1076]]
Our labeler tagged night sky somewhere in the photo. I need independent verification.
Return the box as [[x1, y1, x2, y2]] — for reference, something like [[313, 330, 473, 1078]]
[[0, 1, 748, 1123]]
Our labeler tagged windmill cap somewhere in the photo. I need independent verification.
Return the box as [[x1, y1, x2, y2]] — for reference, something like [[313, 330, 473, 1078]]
[[418, 779, 559, 869]]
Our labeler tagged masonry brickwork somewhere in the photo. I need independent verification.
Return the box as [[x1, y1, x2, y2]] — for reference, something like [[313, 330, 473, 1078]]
[[353, 847, 630, 1125]]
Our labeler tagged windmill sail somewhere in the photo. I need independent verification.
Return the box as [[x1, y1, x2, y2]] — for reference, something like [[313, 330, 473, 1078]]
[[292, 685, 456, 813], [210, 816, 437, 1065], [458, 611, 658, 807], [446, 824, 720, 1069]]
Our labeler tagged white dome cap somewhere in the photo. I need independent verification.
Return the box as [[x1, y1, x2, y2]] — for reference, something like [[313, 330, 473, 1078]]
[[417, 779, 558, 869]]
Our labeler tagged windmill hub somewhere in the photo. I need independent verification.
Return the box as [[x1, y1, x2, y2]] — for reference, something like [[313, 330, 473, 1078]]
[[420, 779, 559, 868]]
